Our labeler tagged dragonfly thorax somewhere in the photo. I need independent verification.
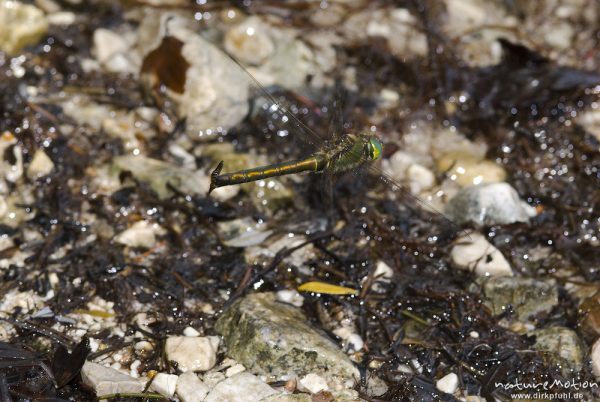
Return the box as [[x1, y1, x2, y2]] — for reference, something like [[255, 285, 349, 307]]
[[326, 134, 383, 174]]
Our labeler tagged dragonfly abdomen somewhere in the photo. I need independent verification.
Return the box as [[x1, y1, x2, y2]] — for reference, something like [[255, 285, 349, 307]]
[[208, 154, 327, 194]]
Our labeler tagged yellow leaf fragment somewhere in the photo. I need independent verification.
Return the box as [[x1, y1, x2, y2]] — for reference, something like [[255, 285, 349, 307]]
[[73, 309, 115, 318], [298, 281, 358, 296]]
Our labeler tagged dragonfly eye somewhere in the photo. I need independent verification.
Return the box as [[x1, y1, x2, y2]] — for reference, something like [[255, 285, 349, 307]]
[[367, 138, 383, 161]]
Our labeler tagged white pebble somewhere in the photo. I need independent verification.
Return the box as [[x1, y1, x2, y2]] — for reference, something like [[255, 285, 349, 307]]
[[298, 373, 329, 394], [204, 372, 277, 402], [224, 16, 275, 65], [114, 221, 161, 249], [346, 333, 364, 352], [451, 232, 512, 277], [183, 326, 201, 337], [436, 372, 459, 394], [151, 373, 178, 398], [276, 289, 304, 307], [365, 260, 394, 292], [81, 361, 144, 396], [93, 29, 125, 58], [176, 371, 210, 402], [27, 149, 54, 179], [469, 331, 480, 339], [134, 341, 153, 351], [129, 360, 141, 378], [48, 272, 59, 287], [202, 371, 226, 389], [225, 364, 246, 377], [165, 336, 220, 372], [46, 11, 76, 26], [407, 163, 436, 194], [88, 338, 100, 353]]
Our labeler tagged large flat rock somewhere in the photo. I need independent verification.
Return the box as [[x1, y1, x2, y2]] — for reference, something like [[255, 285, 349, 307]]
[[215, 292, 359, 389]]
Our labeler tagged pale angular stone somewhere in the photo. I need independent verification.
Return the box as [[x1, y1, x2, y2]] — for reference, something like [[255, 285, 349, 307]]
[[204, 372, 277, 402], [446, 182, 537, 226], [276, 289, 304, 308], [27, 149, 54, 179], [407, 163, 436, 194], [0, 0, 48, 55], [451, 233, 512, 277], [176, 371, 210, 402], [298, 373, 329, 394], [150, 373, 178, 398], [225, 363, 245, 377], [224, 16, 275, 65], [183, 326, 201, 337], [81, 361, 145, 397], [165, 336, 220, 372], [113, 220, 163, 249], [436, 372, 458, 394]]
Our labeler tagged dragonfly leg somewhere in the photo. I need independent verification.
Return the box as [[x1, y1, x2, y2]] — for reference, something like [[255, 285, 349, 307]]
[[208, 160, 224, 195]]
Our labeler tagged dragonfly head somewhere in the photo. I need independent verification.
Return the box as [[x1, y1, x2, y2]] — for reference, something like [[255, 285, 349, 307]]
[[366, 137, 383, 161]]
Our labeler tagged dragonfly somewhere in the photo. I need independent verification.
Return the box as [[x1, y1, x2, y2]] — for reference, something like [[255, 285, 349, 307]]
[[206, 51, 459, 233], [208, 132, 382, 194]]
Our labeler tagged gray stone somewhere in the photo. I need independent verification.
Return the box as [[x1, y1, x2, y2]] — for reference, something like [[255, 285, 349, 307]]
[[138, 14, 250, 140], [215, 292, 359, 390], [204, 372, 277, 402], [450, 232, 512, 277], [531, 327, 585, 374], [445, 182, 536, 226], [0, 0, 48, 55], [80, 361, 145, 397], [477, 277, 558, 321], [176, 371, 209, 402]]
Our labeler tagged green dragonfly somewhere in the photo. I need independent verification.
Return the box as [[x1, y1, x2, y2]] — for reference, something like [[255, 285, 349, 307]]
[[206, 53, 457, 231], [208, 132, 382, 194]]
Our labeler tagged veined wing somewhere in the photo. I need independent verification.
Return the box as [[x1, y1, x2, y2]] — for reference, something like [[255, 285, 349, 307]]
[[220, 51, 462, 233], [224, 53, 332, 152]]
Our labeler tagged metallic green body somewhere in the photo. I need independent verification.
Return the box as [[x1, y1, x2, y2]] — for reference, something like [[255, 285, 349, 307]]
[[208, 134, 382, 194]]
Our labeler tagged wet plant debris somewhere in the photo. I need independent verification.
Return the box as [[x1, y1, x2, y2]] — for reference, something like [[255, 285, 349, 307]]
[[0, 0, 599, 401]]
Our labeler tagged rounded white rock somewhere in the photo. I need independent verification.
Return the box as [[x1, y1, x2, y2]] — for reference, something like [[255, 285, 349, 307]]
[[436, 372, 459, 395], [450, 232, 513, 277], [445, 182, 537, 226], [165, 336, 220, 372], [176, 371, 209, 402], [298, 373, 329, 394], [150, 373, 178, 398], [183, 326, 201, 337], [27, 149, 54, 179], [407, 163, 436, 194], [224, 16, 275, 66], [276, 289, 304, 307], [346, 333, 364, 352]]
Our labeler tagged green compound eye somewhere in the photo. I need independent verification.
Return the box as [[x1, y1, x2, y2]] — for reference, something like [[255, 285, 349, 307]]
[[368, 138, 383, 161]]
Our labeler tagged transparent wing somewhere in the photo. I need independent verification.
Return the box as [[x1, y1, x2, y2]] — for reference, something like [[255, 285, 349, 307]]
[[224, 53, 330, 152], [215, 45, 462, 233]]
